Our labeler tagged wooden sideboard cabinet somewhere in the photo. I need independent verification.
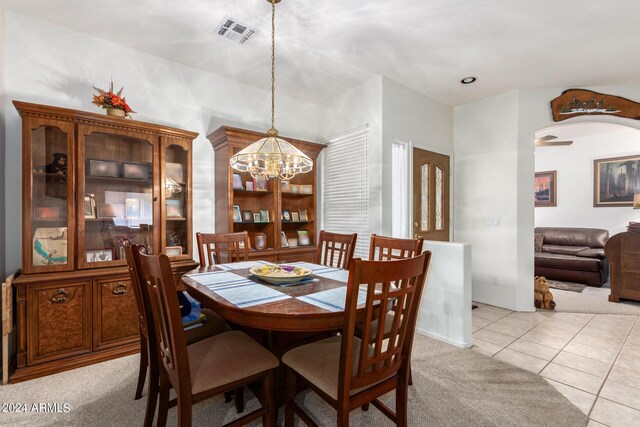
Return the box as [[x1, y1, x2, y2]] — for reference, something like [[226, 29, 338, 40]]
[[607, 223, 640, 303], [11, 101, 198, 382], [208, 126, 325, 263]]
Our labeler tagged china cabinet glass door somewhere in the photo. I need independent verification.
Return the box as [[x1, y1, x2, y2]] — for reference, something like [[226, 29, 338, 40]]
[[25, 119, 75, 273], [162, 139, 191, 260], [78, 126, 157, 268]]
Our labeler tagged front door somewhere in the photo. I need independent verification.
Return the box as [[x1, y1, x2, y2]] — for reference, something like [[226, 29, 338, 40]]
[[412, 148, 450, 241]]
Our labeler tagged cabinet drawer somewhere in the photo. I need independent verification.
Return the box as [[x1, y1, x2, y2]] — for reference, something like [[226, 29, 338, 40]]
[[27, 281, 92, 365], [93, 277, 139, 350]]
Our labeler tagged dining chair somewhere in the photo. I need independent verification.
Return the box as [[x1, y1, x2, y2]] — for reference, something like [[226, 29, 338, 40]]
[[124, 244, 234, 426], [315, 230, 358, 269], [283, 251, 432, 427], [196, 231, 250, 267], [369, 234, 424, 261], [364, 235, 424, 387], [139, 251, 279, 427]]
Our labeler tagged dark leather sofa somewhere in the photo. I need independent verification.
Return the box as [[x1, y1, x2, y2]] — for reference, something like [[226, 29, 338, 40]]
[[535, 227, 609, 287]]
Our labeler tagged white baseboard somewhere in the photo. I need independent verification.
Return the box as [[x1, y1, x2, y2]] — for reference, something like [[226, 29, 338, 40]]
[[416, 327, 473, 349]]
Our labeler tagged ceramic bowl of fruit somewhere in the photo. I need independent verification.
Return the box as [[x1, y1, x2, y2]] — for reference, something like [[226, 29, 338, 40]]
[[249, 264, 312, 285]]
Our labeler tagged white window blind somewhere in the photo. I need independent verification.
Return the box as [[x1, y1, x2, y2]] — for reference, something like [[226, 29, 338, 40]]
[[322, 125, 370, 259]]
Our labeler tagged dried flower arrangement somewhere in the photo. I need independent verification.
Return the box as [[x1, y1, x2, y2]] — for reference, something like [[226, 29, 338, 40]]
[[92, 81, 135, 118]]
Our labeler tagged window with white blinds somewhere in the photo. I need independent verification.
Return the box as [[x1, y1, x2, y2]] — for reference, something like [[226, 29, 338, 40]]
[[322, 125, 370, 259]]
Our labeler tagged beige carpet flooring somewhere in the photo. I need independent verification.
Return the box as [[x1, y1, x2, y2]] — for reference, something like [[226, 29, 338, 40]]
[[0, 334, 587, 427], [552, 284, 640, 315]]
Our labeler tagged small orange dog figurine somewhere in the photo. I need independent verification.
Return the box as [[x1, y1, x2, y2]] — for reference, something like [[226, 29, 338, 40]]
[[534, 276, 556, 310]]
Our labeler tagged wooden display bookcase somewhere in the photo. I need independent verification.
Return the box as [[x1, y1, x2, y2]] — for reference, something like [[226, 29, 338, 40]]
[[208, 126, 325, 263], [10, 101, 198, 382]]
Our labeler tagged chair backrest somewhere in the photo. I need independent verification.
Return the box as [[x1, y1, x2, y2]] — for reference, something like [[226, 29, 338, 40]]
[[315, 230, 357, 269], [139, 252, 191, 393], [124, 243, 152, 337], [339, 252, 431, 399], [196, 232, 250, 267], [369, 234, 424, 261]]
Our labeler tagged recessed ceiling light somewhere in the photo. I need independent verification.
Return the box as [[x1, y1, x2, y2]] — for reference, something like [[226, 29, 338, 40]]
[[461, 77, 477, 84]]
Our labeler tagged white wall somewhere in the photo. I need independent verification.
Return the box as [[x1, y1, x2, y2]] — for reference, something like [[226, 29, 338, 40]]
[[319, 76, 384, 241], [381, 77, 454, 237], [3, 11, 325, 274], [454, 91, 523, 309], [535, 127, 640, 236], [455, 85, 640, 311]]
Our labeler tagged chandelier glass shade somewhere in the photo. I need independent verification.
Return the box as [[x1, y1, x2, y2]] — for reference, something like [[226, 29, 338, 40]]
[[230, 0, 312, 181], [231, 129, 313, 180]]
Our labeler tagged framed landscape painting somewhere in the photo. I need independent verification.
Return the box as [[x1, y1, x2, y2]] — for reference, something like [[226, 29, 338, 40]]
[[535, 171, 557, 207], [594, 154, 640, 207]]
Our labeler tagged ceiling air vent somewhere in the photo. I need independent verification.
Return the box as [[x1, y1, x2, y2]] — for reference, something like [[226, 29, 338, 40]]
[[215, 16, 256, 44]]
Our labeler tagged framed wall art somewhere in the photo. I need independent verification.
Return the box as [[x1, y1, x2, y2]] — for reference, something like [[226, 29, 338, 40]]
[[594, 154, 640, 207], [535, 171, 557, 207]]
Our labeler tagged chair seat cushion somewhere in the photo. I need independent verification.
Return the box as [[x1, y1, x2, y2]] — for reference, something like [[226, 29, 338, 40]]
[[185, 309, 231, 345], [188, 331, 279, 394], [282, 335, 389, 400]]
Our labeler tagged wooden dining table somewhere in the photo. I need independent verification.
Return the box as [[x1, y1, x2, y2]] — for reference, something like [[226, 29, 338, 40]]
[[180, 261, 356, 335], [181, 261, 364, 405]]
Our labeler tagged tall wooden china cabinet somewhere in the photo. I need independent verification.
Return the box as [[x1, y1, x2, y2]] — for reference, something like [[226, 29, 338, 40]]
[[11, 101, 198, 382], [209, 126, 325, 263]]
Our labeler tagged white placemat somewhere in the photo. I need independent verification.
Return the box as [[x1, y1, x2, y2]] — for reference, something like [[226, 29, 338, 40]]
[[215, 260, 272, 271], [184, 271, 249, 287], [314, 269, 349, 283], [214, 284, 291, 308], [297, 287, 367, 312]]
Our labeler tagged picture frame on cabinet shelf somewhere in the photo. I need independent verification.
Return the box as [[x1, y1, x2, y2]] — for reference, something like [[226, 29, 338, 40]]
[[301, 184, 313, 194], [282, 209, 291, 222], [87, 159, 119, 178], [86, 248, 115, 263], [281, 231, 289, 248], [233, 173, 244, 190], [299, 210, 309, 221], [84, 194, 96, 218], [34, 207, 59, 220], [98, 203, 125, 218], [255, 233, 267, 250], [242, 210, 253, 222], [291, 212, 300, 222], [287, 237, 299, 247], [232, 205, 242, 222], [290, 184, 300, 194], [297, 230, 310, 246], [166, 199, 183, 218], [255, 176, 268, 191], [166, 162, 185, 184], [259, 209, 270, 222], [281, 180, 291, 192], [166, 246, 183, 257], [246, 181, 254, 191], [122, 162, 150, 180], [253, 213, 261, 222]]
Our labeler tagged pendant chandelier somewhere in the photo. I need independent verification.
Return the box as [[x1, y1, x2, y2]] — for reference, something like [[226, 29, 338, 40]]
[[230, 0, 312, 181]]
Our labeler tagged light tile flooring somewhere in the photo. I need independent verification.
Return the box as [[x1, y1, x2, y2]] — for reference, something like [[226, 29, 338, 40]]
[[472, 303, 640, 426]]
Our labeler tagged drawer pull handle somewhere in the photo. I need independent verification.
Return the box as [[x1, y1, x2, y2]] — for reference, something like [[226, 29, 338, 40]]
[[112, 282, 128, 295], [50, 289, 69, 304]]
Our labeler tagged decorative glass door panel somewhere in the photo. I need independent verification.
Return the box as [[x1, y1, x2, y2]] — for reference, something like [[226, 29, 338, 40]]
[[412, 148, 450, 242], [162, 140, 191, 260], [78, 128, 156, 268], [25, 119, 75, 273]]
